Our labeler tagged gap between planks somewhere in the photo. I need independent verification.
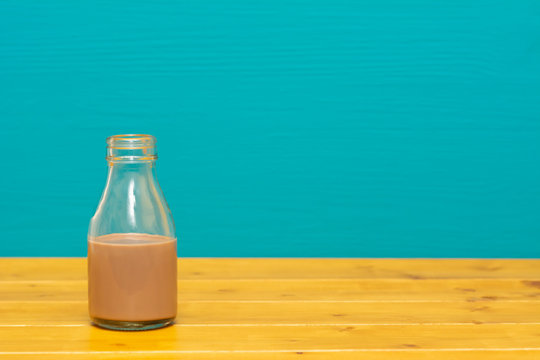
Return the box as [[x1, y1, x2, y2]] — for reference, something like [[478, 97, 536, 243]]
[[1, 278, 540, 282], [1, 352, 540, 360], [2, 348, 540, 354], [3, 323, 540, 327], [1, 299, 539, 303]]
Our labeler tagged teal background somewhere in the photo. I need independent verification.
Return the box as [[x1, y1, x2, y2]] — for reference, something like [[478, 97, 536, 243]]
[[1, 1, 539, 257]]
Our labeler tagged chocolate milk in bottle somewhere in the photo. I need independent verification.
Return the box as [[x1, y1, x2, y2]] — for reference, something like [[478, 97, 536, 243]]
[[88, 135, 177, 330]]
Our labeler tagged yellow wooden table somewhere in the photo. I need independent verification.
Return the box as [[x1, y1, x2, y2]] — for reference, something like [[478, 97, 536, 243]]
[[0, 258, 539, 359]]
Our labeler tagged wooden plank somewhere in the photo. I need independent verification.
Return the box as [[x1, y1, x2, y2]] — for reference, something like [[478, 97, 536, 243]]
[[0, 324, 538, 352], [0, 301, 538, 325], [1, 258, 539, 281], [0, 258, 85, 281], [2, 351, 540, 360], [0, 279, 540, 302], [1, 279, 539, 302]]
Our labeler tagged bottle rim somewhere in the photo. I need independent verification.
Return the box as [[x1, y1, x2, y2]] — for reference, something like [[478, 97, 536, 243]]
[[106, 134, 157, 162], [106, 134, 156, 149]]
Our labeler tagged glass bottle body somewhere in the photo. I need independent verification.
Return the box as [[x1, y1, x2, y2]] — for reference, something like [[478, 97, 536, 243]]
[[88, 135, 177, 331]]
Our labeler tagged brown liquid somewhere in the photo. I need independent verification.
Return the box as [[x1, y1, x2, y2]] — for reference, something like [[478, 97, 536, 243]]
[[88, 233, 177, 322]]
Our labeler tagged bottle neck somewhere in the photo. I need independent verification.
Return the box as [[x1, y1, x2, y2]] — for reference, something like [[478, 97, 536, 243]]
[[105, 161, 158, 190], [108, 160, 156, 173]]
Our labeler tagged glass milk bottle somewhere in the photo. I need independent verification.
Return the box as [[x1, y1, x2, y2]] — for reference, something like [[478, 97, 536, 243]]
[[88, 134, 177, 330]]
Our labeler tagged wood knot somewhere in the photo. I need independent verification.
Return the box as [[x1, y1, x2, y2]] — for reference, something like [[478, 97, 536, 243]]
[[523, 280, 540, 289], [470, 306, 490, 312], [455, 288, 476, 293], [473, 265, 501, 272], [404, 273, 424, 280]]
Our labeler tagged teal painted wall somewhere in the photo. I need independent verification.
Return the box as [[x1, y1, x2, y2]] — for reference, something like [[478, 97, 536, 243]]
[[1, 1, 539, 257]]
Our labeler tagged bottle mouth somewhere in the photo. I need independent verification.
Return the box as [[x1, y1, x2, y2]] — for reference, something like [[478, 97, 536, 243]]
[[106, 134, 157, 162]]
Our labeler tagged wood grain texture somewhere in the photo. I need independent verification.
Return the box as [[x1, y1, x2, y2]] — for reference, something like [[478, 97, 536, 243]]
[[0, 258, 539, 359], [2, 278, 540, 301], [1, 258, 539, 280], [2, 352, 540, 360], [2, 353, 540, 360], [0, 301, 539, 325], [0, 324, 539, 352]]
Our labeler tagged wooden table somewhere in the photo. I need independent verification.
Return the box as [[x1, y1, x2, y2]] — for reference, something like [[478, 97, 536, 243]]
[[0, 258, 539, 359]]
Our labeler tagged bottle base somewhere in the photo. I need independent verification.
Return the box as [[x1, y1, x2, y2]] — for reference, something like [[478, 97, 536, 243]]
[[91, 317, 175, 331]]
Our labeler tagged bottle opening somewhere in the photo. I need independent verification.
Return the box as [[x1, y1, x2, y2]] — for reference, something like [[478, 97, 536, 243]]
[[106, 134, 157, 163]]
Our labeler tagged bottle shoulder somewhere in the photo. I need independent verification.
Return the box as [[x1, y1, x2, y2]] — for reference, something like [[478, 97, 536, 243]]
[[88, 167, 175, 238]]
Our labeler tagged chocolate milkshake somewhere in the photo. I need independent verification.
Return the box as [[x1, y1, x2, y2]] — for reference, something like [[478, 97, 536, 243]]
[[88, 233, 177, 328]]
